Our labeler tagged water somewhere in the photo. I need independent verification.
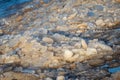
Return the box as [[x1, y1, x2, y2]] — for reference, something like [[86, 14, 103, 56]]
[[0, 0, 32, 18], [108, 66, 120, 73]]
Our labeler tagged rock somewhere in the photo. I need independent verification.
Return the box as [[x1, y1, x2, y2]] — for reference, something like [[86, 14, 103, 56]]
[[95, 19, 105, 26], [16, 15, 23, 22], [72, 49, 86, 56], [52, 33, 67, 42], [81, 39, 87, 49], [86, 48, 97, 58], [45, 77, 53, 80], [104, 55, 113, 61], [56, 26, 69, 31], [63, 50, 74, 60], [94, 5, 104, 11], [112, 72, 120, 80], [0, 71, 39, 80], [21, 69, 36, 74], [115, 0, 120, 3], [88, 59, 104, 67], [87, 11, 95, 17], [42, 37, 54, 44], [68, 13, 77, 20], [89, 42, 113, 53], [0, 29, 3, 35], [74, 43, 81, 48], [56, 76, 65, 80], [14, 67, 23, 72]]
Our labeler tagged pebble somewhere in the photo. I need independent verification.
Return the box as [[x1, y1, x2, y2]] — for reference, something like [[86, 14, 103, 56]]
[[68, 13, 77, 20], [87, 11, 95, 17], [42, 37, 54, 44], [63, 50, 74, 60], [95, 19, 105, 26], [45, 77, 53, 80], [56, 76, 65, 80], [86, 48, 97, 57], [16, 15, 23, 22], [104, 55, 113, 61], [81, 39, 88, 49], [21, 69, 36, 74], [52, 33, 66, 42], [94, 5, 104, 11], [13, 67, 23, 72], [88, 59, 104, 67], [112, 72, 120, 80], [0, 29, 3, 35]]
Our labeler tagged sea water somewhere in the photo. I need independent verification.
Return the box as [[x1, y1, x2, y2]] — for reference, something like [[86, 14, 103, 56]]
[[0, 0, 32, 18]]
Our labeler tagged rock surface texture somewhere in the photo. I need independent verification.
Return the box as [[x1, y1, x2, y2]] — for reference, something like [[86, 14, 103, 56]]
[[0, 0, 120, 80]]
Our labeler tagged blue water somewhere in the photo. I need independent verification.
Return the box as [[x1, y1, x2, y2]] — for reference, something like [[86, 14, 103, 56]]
[[0, 0, 32, 18], [108, 66, 120, 73]]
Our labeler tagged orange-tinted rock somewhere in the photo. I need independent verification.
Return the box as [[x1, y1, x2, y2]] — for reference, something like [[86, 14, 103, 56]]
[[16, 15, 23, 22]]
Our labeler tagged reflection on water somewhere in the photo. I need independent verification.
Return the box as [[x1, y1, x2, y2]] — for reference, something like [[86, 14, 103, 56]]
[[0, 0, 32, 18]]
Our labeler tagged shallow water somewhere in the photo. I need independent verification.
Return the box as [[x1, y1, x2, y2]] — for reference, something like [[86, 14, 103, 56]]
[[0, 0, 32, 18], [108, 66, 120, 73]]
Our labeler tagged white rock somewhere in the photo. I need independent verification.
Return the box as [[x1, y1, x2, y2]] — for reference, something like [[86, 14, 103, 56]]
[[63, 50, 73, 60], [94, 42, 113, 52], [95, 19, 105, 26], [86, 48, 97, 56], [57, 76, 65, 80], [72, 49, 86, 56], [89, 42, 113, 52]]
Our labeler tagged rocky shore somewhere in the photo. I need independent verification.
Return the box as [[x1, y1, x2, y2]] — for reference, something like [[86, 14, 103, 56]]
[[0, 0, 120, 80]]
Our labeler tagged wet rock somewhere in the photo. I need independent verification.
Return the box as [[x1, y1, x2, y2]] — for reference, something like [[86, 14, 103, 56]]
[[95, 19, 105, 26], [16, 15, 23, 22], [1, 71, 39, 80], [104, 55, 113, 61], [86, 48, 97, 58], [0, 29, 3, 35], [89, 41, 113, 53], [45, 77, 53, 80], [88, 59, 104, 67], [68, 13, 77, 20], [112, 72, 120, 80], [87, 11, 95, 17], [74, 43, 82, 48], [42, 37, 54, 44], [94, 5, 104, 11], [14, 67, 23, 72], [56, 76, 65, 80], [63, 50, 74, 61], [21, 69, 36, 74], [81, 39, 87, 49], [52, 33, 67, 42], [115, 0, 120, 3]]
